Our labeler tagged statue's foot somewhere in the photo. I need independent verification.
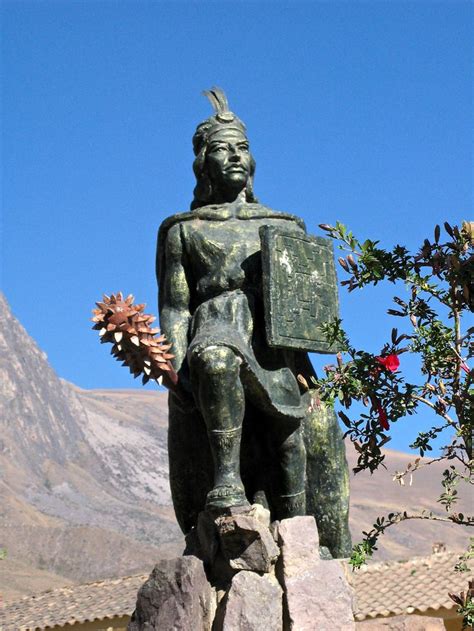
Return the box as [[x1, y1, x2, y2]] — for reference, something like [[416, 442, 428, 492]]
[[205, 484, 250, 510]]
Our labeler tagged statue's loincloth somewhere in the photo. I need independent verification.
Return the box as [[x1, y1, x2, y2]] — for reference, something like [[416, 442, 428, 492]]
[[188, 289, 307, 421]]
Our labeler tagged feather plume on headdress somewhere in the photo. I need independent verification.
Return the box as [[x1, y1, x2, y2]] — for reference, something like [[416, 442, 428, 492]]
[[192, 87, 247, 155], [202, 87, 231, 121]]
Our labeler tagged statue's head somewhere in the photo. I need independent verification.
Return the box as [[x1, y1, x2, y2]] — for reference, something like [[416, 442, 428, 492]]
[[191, 88, 257, 210]]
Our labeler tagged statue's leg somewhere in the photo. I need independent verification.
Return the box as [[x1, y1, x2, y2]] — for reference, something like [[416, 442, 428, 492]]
[[190, 346, 249, 510], [267, 421, 307, 520]]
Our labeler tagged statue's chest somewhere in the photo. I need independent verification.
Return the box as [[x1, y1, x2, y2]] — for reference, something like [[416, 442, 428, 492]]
[[182, 217, 304, 298], [184, 219, 266, 270]]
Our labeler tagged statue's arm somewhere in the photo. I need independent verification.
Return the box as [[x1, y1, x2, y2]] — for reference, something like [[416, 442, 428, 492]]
[[158, 223, 191, 379]]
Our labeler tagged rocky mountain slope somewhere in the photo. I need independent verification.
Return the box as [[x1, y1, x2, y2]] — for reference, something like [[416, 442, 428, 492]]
[[0, 293, 471, 601], [0, 293, 182, 601]]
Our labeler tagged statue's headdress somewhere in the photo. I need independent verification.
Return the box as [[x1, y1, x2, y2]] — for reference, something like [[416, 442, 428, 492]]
[[192, 87, 247, 156]]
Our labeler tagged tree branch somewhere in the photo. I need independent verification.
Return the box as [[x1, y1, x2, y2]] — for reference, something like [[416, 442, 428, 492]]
[[411, 394, 457, 428], [400, 513, 473, 526]]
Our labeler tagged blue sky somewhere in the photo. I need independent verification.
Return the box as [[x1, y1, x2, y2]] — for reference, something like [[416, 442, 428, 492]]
[[2, 1, 472, 453]]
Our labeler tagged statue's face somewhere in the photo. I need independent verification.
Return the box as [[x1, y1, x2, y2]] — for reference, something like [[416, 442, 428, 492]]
[[206, 128, 251, 194]]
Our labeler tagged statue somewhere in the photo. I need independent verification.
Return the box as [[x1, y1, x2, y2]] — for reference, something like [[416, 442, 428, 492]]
[[157, 88, 352, 558]]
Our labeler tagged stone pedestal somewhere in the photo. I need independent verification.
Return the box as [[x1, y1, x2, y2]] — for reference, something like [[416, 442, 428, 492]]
[[218, 571, 283, 631], [128, 556, 215, 631], [128, 506, 355, 630], [278, 516, 355, 630]]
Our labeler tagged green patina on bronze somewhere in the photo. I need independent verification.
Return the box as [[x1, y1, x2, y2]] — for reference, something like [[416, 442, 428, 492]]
[[260, 226, 340, 353], [157, 88, 351, 558], [303, 402, 352, 558]]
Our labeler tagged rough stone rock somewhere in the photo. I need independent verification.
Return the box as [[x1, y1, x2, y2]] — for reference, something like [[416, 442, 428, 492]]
[[217, 513, 280, 573], [270, 520, 280, 542], [217, 570, 283, 631], [278, 516, 355, 630], [278, 516, 320, 578], [196, 510, 220, 565], [190, 504, 272, 568], [128, 556, 215, 631], [248, 503, 271, 528], [355, 614, 445, 630]]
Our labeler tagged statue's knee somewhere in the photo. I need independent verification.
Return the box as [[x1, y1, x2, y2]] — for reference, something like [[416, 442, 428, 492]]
[[191, 346, 240, 378]]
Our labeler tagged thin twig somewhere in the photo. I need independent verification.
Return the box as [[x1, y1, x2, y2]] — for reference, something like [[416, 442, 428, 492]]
[[393, 454, 446, 482], [379, 512, 474, 529], [411, 394, 457, 427]]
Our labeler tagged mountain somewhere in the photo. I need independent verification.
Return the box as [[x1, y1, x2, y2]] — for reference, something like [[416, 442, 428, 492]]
[[0, 293, 183, 601], [0, 293, 471, 601]]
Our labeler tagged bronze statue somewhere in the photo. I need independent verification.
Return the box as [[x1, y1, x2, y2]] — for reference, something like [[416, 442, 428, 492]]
[[157, 88, 351, 557]]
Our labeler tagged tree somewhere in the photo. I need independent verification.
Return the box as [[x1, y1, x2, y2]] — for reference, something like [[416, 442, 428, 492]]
[[313, 220, 473, 627]]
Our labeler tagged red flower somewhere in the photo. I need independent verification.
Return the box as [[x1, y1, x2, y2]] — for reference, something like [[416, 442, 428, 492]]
[[376, 354, 400, 373], [376, 403, 390, 431]]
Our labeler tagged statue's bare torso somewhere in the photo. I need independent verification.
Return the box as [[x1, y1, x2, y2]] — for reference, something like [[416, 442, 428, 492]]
[[182, 215, 303, 303]]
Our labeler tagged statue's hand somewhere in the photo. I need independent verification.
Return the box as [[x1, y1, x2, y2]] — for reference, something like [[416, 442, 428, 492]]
[[170, 363, 193, 398], [176, 369, 192, 393], [170, 369, 196, 412]]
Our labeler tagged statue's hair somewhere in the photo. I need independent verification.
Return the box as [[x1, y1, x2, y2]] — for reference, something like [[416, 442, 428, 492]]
[[190, 142, 258, 210]]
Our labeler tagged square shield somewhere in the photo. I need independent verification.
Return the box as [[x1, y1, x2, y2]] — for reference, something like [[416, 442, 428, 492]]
[[260, 225, 339, 353]]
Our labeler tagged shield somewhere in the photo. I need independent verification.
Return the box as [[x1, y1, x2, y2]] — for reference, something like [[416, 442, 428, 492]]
[[260, 226, 339, 353]]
